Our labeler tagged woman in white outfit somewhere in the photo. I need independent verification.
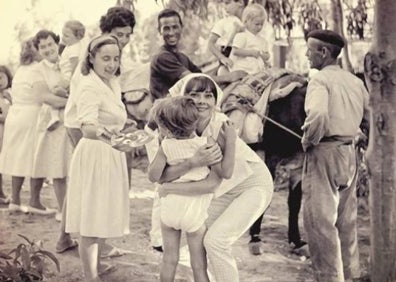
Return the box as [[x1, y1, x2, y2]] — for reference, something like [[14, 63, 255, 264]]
[[65, 34, 132, 282], [30, 30, 73, 216], [0, 39, 43, 212], [158, 74, 274, 282]]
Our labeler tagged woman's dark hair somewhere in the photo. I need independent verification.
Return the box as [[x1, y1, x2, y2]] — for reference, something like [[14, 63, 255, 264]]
[[20, 38, 40, 65], [99, 6, 136, 33], [184, 76, 218, 101], [157, 9, 183, 30], [0, 65, 13, 89], [32, 30, 60, 49], [154, 96, 199, 138], [81, 36, 121, 76]]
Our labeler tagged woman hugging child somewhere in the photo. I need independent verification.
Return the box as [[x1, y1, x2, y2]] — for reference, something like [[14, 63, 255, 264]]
[[148, 94, 236, 282]]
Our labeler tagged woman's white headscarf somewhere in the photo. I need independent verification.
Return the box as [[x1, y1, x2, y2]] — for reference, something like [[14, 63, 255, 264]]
[[168, 73, 224, 109]]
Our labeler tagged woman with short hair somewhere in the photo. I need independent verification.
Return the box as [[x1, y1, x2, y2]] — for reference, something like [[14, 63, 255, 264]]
[[30, 29, 73, 216]]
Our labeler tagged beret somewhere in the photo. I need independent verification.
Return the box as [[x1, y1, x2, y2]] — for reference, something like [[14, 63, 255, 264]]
[[307, 29, 345, 48]]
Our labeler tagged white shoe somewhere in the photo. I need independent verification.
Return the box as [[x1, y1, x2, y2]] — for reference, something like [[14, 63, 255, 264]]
[[8, 203, 28, 213], [27, 206, 57, 215]]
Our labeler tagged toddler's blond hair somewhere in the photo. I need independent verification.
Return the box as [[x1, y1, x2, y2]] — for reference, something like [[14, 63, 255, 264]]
[[241, 3, 267, 24]]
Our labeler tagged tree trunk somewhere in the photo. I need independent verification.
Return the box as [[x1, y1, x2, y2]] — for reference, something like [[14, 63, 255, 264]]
[[364, 0, 396, 281], [330, 0, 353, 72]]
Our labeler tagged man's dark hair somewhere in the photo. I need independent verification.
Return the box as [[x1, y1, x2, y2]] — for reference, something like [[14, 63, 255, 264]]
[[157, 9, 183, 30], [99, 6, 136, 33]]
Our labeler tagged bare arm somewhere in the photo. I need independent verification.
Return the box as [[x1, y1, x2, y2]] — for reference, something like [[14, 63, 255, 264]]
[[210, 70, 247, 85], [158, 169, 222, 197], [211, 121, 236, 179], [33, 81, 68, 108], [148, 146, 168, 183], [207, 33, 233, 68], [232, 47, 260, 58]]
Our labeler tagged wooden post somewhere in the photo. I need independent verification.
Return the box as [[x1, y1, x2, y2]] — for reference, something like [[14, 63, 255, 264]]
[[364, 0, 396, 281]]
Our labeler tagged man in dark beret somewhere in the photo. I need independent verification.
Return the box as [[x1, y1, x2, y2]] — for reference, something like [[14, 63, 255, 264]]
[[301, 29, 370, 282]]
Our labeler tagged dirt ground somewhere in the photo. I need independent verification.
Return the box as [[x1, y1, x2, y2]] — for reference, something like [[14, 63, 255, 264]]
[[0, 169, 370, 282]]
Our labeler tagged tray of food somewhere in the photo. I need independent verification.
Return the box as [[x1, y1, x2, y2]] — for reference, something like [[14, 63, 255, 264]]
[[110, 130, 154, 148]]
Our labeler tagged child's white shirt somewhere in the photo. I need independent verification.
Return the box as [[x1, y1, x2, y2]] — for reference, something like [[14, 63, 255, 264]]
[[230, 30, 270, 74], [161, 136, 210, 183], [210, 15, 243, 47], [59, 38, 88, 83]]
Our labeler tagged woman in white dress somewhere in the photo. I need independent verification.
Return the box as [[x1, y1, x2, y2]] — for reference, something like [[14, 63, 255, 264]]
[[0, 39, 43, 212], [30, 30, 73, 216], [65, 34, 132, 282]]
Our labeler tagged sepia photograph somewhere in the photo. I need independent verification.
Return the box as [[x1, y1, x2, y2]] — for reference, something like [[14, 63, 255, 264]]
[[0, 0, 392, 281]]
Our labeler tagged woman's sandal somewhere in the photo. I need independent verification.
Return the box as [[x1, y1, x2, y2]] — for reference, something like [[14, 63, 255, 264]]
[[101, 247, 133, 258], [98, 263, 117, 276], [56, 239, 79, 253]]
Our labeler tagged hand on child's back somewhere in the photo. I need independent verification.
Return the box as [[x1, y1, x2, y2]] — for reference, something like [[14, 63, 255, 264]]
[[192, 141, 222, 167]]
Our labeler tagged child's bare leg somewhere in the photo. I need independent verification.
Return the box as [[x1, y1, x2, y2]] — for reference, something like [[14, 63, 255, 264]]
[[79, 236, 103, 282], [186, 225, 209, 282], [160, 223, 181, 282]]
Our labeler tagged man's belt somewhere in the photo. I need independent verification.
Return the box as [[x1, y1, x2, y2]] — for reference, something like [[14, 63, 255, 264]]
[[320, 135, 354, 145]]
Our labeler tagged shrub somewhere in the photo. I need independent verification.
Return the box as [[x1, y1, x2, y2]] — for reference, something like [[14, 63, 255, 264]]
[[0, 234, 60, 281]]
